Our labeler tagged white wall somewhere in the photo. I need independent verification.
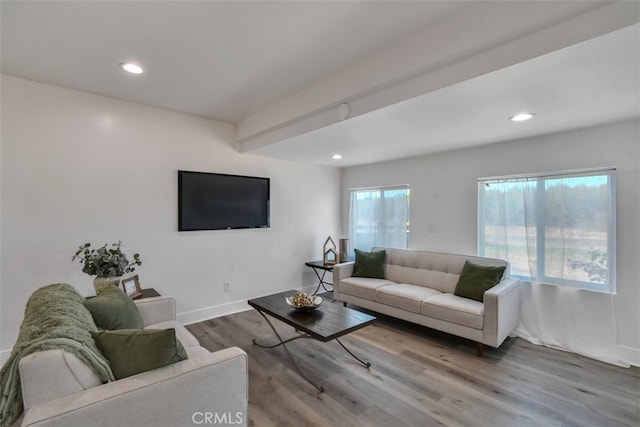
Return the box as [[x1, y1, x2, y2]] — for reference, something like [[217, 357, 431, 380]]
[[0, 75, 341, 357], [342, 119, 640, 364]]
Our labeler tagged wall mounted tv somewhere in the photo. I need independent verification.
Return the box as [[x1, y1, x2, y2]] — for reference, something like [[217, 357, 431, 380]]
[[178, 170, 270, 231]]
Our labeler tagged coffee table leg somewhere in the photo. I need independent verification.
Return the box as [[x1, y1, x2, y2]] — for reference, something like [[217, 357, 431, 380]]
[[252, 309, 325, 393], [335, 338, 371, 368]]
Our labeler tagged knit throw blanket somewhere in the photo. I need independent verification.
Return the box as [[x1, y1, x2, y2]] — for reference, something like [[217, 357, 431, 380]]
[[0, 283, 114, 427]]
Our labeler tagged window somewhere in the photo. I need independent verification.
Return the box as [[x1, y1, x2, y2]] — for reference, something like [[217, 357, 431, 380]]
[[349, 186, 410, 251], [478, 168, 616, 293]]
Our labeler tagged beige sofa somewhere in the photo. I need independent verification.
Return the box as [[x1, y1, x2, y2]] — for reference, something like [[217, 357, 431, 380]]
[[17, 296, 248, 427], [333, 248, 521, 356]]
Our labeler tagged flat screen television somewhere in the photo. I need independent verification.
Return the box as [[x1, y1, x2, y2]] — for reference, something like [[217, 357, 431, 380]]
[[178, 170, 270, 231]]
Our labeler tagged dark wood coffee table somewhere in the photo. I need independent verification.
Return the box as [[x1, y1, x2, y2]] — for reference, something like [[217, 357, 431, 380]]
[[248, 289, 376, 392]]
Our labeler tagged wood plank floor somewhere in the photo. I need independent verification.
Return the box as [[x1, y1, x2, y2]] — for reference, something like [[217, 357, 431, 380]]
[[186, 297, 640, 427]]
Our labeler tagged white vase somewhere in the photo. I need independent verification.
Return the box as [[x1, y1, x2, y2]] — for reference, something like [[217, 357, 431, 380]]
[[93, 276, 121, 294]]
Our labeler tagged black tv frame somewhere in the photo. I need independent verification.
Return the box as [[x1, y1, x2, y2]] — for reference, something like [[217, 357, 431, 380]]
[[178, 170, 270, 231]]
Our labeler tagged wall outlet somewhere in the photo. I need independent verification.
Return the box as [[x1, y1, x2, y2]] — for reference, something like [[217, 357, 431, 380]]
[[223, 281, 230, 292]]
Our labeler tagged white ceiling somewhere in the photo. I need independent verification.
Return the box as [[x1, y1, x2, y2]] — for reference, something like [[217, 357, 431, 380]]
[[1, 1, 639, 168], [256, 24, 640, 166], [0, 1, 464, 122]]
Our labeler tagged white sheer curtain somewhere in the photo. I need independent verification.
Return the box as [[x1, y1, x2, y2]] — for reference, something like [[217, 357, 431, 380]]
[[349, 186, 409, 252], [478, 169, 626, 366]]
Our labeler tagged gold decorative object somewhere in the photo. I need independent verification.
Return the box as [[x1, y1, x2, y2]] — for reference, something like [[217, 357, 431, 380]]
[[323, 236, 338, 265], [286, 292, 323, 311]]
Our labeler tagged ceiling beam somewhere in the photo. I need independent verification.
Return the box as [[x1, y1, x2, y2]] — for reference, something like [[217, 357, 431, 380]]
[[237, 1, 639, 153]]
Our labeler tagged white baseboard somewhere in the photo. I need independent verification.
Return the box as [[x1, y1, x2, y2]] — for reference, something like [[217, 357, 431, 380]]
[[177, 299, 252, 326], [177, 285, 318, 326], [617, 345, 640, 367]]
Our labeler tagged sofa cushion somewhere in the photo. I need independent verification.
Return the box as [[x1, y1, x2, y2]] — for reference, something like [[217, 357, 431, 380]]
[[92, 328, 188, 380], [352, 249, 386, 279], [386, 264, 460, 293], [85, 286, 144, 330], [454, 260, 506, 302], [145, 320, 200, 347], [376, 248, 508, 293], [421, 294, 484, 329], [374, 284, 442, 313], [340, 277, 394, 300]]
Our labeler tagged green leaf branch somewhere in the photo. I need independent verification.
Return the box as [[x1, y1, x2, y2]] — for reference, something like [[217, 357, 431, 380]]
[[72, 241, 142, 278]]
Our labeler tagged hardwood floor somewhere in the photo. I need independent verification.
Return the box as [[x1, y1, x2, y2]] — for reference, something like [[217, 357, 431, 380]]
[[186, 299, 640, 427]]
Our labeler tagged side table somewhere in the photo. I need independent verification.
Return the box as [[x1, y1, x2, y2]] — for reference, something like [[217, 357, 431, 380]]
[[138, 288, 161, 299], [86, 288, 160, 300], [305, 261, 334, 295]]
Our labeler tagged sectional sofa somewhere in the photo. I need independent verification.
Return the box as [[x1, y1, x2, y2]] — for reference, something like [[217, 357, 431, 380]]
[[333, 247, 521, 356]]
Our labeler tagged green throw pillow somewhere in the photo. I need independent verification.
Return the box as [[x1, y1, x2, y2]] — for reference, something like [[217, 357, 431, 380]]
[[92, 328, 188, 380], [352, 249, 386, 279], [454, 260, 506, 302], [84, 285, 144, 330]]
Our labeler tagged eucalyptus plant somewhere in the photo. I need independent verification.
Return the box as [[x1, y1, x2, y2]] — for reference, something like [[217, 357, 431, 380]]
[[72, 241, 141, 278]]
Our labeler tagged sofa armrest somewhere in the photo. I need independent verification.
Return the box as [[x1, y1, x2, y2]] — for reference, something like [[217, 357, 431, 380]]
[[134, 296, 176, 326], [482, 278, 521, 348], [19, 350, 103, 410], [332, 261, 354, 300], [21, 347, 248, 427]]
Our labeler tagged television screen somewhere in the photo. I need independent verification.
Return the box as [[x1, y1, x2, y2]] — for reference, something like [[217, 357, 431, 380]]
[[178, 170, 270, 231]]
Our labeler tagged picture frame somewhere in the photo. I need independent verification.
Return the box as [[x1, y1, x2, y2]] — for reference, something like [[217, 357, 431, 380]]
[[121, 274, 143, 299]]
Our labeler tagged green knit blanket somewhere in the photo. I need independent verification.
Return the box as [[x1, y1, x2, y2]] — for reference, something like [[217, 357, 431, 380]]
[[0, 283, 114, 427]]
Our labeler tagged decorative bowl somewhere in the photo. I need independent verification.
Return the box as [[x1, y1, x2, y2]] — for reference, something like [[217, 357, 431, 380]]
[[285, 295, 323, 311]]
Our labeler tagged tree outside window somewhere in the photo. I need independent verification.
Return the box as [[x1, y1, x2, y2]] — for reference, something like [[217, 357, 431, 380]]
[[478, 169, 616, 293]]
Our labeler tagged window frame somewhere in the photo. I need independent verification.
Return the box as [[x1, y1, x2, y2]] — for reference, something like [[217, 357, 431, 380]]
[[478, 167, 616, 293]]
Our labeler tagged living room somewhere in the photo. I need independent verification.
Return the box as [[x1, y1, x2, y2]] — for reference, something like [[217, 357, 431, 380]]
[[1, 1, 638, 426]]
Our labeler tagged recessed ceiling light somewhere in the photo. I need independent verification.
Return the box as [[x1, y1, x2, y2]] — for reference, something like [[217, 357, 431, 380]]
[[120, 62, 143, 74], [510, 112, 535, 122], [331, 154, 343, 160]]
